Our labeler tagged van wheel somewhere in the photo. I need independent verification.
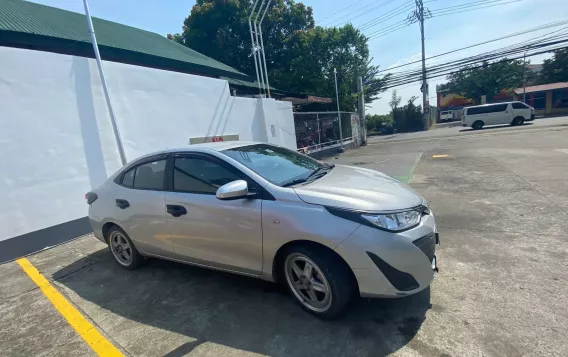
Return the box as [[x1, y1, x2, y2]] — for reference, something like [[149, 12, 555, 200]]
[[512, 116, 525, 126], [472, 120, 484, 130], [282, 245, 354, 320], [107, 226, 144, 270]]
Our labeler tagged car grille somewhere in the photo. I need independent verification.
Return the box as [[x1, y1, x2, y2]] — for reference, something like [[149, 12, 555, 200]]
[[413, 233, 435, 262]]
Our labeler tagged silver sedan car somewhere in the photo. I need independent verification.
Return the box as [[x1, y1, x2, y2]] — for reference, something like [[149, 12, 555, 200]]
[[87, 142, 439, 319]]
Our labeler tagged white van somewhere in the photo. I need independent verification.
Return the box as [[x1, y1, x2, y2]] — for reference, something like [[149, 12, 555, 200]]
[[462, 101, 534, 129], [440, 111, 455, 121]]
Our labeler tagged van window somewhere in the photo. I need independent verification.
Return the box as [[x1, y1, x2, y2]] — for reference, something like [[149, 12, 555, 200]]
[[512, 102, 528, 109], [467, 104, 507, 115]]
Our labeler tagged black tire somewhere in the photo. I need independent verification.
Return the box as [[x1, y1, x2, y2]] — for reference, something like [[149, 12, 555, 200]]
[[472, 120, 484, 130], [281, 245, 355, 320], [106, 226, 144, 270], [512, 116, 525, 126]]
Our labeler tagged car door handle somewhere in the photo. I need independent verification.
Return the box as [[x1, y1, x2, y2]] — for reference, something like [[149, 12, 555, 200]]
[[115, 199, 130, 209], [167, 204, 187, 217]]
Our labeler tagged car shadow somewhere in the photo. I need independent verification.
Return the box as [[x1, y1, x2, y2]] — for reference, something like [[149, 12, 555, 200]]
[[459, 122, 534, 132], [54, 248, 431, 357]]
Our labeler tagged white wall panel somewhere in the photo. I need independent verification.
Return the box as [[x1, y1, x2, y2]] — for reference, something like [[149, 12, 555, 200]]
[[0, 46, 296, 242]]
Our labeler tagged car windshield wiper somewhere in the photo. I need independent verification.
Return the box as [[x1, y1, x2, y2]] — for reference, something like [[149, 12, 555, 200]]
[[281, 177, 309, 187], [281, 165, 334, 187], [306, 164, 334, 180]]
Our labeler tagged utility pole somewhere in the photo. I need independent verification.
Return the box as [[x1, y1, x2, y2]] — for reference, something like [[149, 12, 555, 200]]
[[357, 76, 366, 145], [522, 45, 530, 103], [83, 0, 127, 166], [410, 0, 431, 131], [334, 68, 344, 150]]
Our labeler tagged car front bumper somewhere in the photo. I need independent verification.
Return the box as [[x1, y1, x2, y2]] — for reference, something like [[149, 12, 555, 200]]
[[335, 214, 439, 298]]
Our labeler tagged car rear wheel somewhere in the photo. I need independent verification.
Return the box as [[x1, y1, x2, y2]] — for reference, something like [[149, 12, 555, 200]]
[[283, 245, 354, 319], [107, 226, 143, 270], [472, 120, 484, 130]]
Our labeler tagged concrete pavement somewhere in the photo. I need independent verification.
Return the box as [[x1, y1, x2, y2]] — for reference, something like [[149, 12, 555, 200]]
[[2, 123, 568, 356]]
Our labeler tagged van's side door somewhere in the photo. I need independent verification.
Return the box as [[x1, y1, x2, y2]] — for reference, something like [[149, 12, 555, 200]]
[[164, 153, 263, 275], [498, 103, 513, 124]]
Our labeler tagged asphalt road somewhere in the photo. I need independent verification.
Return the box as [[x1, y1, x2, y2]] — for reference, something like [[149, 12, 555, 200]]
[[369, 115, 568, 144], [2, 121, 568, 356]]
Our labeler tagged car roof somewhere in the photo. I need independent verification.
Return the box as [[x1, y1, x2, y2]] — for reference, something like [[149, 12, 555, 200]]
[[466, 101, 521, 108], [125, 141, 262, 163]]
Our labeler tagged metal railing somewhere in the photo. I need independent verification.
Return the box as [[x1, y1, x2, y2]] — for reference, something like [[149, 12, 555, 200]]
[[294, 112, 356, 154]]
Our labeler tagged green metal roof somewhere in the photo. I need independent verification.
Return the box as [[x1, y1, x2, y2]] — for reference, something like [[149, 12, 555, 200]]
[[0, 0, 248, 79]]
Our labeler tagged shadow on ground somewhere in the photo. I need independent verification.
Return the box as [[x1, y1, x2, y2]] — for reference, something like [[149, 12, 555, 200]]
[[54, 249, 431, 356], [459, 122, 534, 132]]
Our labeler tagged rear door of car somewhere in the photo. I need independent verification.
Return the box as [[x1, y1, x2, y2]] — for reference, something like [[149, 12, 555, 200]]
[[164, 152, 263, 275], [114, 155, 174, 258]]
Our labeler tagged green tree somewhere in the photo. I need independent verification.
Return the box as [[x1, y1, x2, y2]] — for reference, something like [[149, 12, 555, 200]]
[[393, 96, 422, 132], [444, 59, 525, 103], [388, 90, 401, 110], [169, 0, 387, 111], [539, 48, 568, 84], [365, 113, 393, 133]]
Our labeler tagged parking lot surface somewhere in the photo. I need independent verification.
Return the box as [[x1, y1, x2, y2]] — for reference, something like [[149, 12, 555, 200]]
[[2, 121, 568, 356]]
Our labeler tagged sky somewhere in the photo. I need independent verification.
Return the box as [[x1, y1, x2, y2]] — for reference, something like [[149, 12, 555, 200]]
[[29, 0, 568, 114]]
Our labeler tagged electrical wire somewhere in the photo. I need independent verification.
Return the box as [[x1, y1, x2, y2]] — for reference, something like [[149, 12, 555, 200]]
[[383, 39, 568, 89], [377, 19, 568, 73], [322, 0, 396, 27], [384, 29, 568, 83], [430, 0, 524, 17], [358, 1, 414, 31], [382, 28, 568, 84], [366, 19, 411, 38]]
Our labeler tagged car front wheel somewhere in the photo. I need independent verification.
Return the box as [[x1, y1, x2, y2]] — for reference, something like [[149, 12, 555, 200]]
[[283, 245, 354, 319]]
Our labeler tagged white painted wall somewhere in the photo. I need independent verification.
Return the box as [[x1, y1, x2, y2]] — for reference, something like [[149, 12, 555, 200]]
[[0, 46, 296, 241]]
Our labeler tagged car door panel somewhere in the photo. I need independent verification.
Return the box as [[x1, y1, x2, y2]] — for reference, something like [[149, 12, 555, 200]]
[[114, 156, 174, 258], [165, 154, 263, 274], [166, 192, 263, 274], [115, 187, 172, 257]]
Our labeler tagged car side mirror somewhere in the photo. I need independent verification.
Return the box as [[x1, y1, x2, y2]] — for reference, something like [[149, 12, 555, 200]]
[[216, 180, 249, 200]]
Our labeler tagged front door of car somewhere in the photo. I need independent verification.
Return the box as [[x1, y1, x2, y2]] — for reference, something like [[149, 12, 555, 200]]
[[165, 153, 263, 275], [114, 156, 174, 258]]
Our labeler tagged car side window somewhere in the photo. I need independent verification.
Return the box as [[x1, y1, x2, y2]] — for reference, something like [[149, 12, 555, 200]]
[[122, 168, 135, 188], [131, 159, 167, 190], [512, 102, 527, 109], [173, 157, 242, 194]]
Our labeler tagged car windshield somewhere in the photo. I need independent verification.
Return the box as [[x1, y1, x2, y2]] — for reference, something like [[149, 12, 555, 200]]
[[222, 144, 327, 186]]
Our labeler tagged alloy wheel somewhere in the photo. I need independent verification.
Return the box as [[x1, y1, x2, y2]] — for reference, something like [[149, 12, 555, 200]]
[[284, 253, 332, 313], [110, 231, 133, 266]]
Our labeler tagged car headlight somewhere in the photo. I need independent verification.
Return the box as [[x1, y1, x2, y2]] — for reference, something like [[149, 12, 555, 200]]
[[361, 210, 421, 232]]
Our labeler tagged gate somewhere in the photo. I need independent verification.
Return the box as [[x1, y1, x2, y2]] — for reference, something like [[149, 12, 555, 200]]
[[293, 112, 359, 154]]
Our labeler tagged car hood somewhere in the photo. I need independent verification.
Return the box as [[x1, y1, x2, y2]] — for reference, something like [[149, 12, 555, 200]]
[[293, 164, 423, 211]]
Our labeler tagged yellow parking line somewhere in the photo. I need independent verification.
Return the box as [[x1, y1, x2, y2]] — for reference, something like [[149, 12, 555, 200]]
[[432, 154, 449, 158], [17, 258, 124, 357]]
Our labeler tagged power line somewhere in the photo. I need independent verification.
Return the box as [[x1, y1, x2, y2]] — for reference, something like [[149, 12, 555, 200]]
[[431, 0, 524, 17], [366, 19, 411, 38], [383, 36, 568, 88], [385, 28, 568, 81], [368, 23, 412, 39], [384, 44, 568, 89], [358, 1, 415, 31], [322, 0, 396, 27], [383, 30, 568, 82], [429, 0, 511, 15], [378, 19, 568, 73], [318, 2, 373, 24]]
